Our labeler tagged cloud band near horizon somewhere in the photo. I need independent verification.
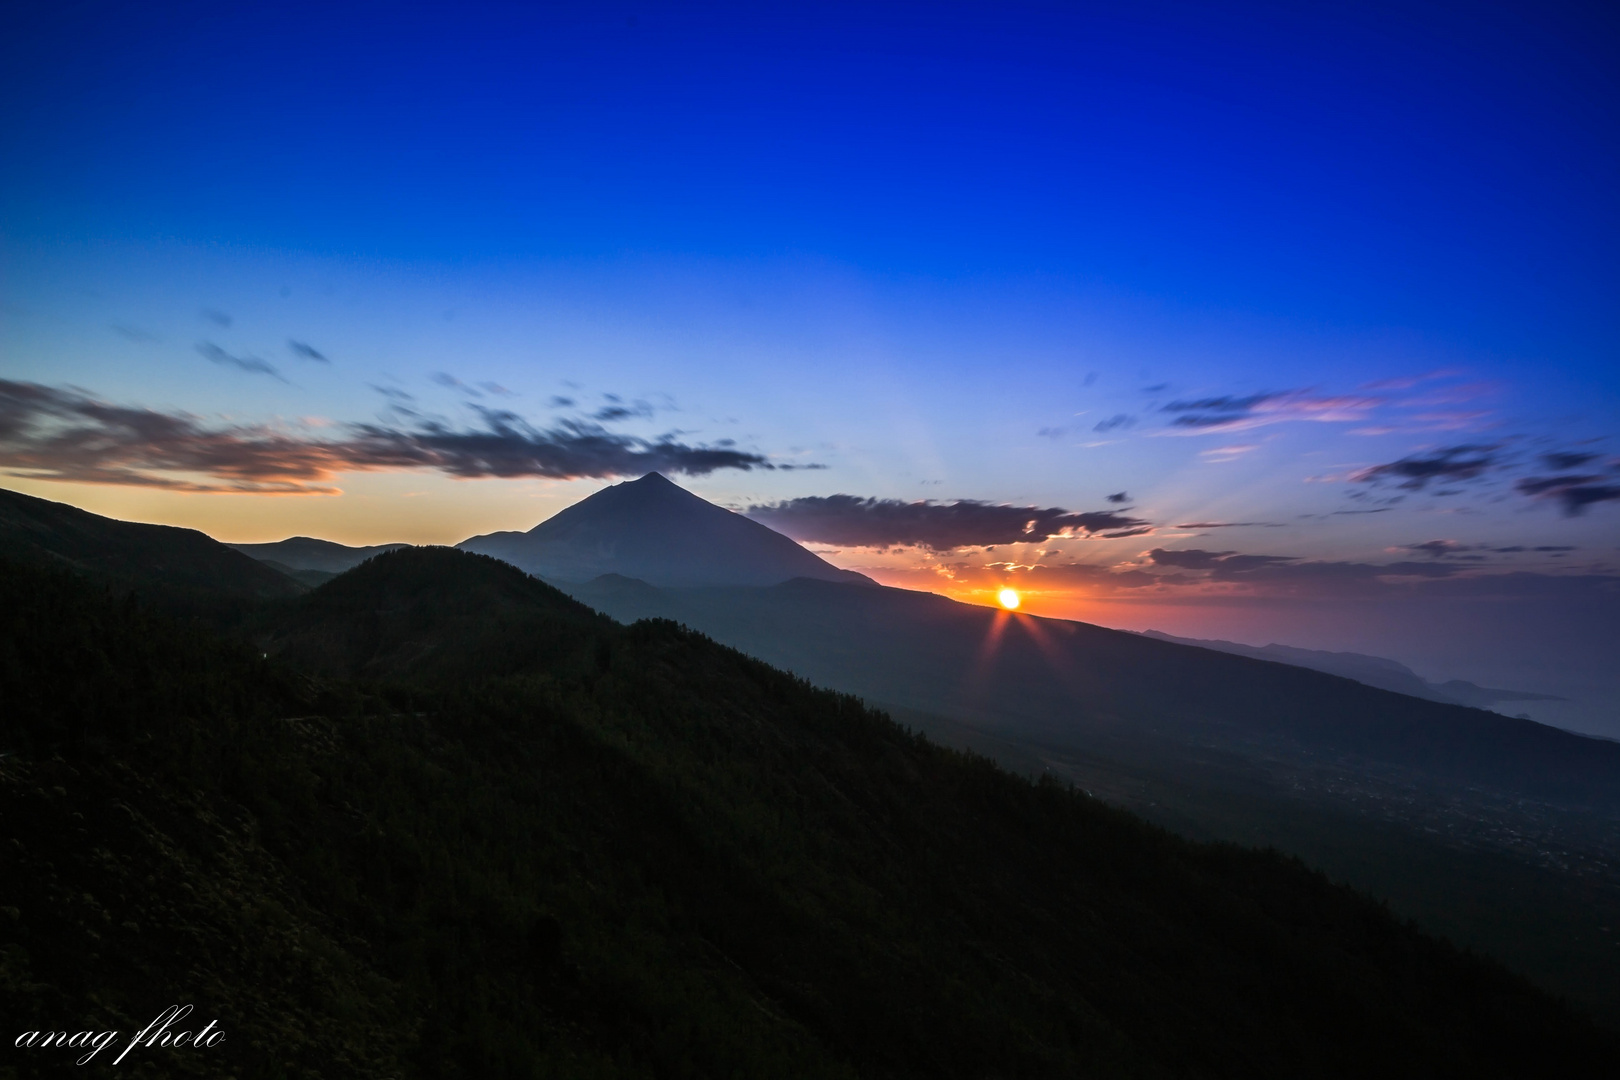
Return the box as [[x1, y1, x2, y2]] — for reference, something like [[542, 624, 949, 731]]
[[747, 494, 1152, 551]]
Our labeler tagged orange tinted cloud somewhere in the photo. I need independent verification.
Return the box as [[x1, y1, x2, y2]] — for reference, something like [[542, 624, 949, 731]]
[[0, 379, 773, 494]]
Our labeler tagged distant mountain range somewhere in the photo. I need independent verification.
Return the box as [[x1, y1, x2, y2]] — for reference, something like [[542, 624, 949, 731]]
[[224, 474, 1562, 711], [1137, 630, 1566, 710], [227, 536, 409, 581]]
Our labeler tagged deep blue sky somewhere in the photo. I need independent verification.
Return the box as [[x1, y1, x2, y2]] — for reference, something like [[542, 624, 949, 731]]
[[6, 1, 1616, 347], [3, 1, 1618, 732]]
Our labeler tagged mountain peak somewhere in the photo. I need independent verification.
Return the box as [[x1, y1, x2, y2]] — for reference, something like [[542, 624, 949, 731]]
[[525, 471, 704, 532], [460, 475, 874, 589]]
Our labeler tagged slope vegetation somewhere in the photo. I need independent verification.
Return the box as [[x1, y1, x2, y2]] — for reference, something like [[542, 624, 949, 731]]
[[2, 548, 1612, 1078]]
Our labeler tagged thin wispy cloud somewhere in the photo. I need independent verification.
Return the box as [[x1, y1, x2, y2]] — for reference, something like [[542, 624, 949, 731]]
[[1145, 375, 1506, 441], [111, 324, 160, 343], [288, 340, 329, 362], [1162, 391, 1383, 434], [1401, 539, 1473, 558], [1176, 521, 1283, 529], [1358, 370, 1464, 391], [1199, 444, 1260, 462], [592, 401, 654, 422], [1147, 548, 1301, 573], [1094, 414, 1135, 433], [1395, 539, 1577, 559], [196, 342, 285, 381], [431, 372, 482, 396]]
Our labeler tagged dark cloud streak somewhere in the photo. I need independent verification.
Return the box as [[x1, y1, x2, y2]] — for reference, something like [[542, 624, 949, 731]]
[[1162, 393, 1276, 428], [1516, 475, 1620, 515], [747, 495, 1151, 551], [0, 379, 770, 494], [431, 372, 481, 396], [1176, 521, 1281, 529], [1094, 414, 1135, 433], [1542, 451, 1599, 470], [1351, 445, 1498, 489], [196, 342, 284, 381]]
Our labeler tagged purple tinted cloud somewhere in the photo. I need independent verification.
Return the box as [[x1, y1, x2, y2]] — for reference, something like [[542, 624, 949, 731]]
[[1162, 391, 1381, 433]]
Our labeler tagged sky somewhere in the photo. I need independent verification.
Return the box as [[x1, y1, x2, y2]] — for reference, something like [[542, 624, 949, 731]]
[[3, 1, 1618, 734]]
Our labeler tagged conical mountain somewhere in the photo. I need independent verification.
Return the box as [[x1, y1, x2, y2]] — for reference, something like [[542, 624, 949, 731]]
[[457, 472, 874, 588]]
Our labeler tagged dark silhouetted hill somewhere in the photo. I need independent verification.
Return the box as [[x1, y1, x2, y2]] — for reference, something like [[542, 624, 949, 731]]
[[261, 546, 615, 685], [0, 485, 300, 602], [458, 472, 874, 587], [3, 548, 1613, 1078]]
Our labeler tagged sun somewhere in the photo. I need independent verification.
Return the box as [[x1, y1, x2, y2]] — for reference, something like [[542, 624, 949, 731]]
[[997, 588, 1021, 610]]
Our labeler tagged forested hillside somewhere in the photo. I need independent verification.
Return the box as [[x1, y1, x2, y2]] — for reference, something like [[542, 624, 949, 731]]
[[2, 549, 1612, 1078]]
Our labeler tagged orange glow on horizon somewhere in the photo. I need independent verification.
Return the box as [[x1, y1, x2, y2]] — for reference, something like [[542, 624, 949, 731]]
[[997, 588, 1021, 609]]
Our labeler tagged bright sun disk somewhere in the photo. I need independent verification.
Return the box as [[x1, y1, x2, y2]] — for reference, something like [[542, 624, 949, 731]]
[[998, 588, 1020, 610]]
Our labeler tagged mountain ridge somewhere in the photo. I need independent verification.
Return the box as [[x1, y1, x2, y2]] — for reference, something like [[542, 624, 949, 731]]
[[457, 472, 875, 588], [227, 535, 411, 573], [0, 485, 301, 601]]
